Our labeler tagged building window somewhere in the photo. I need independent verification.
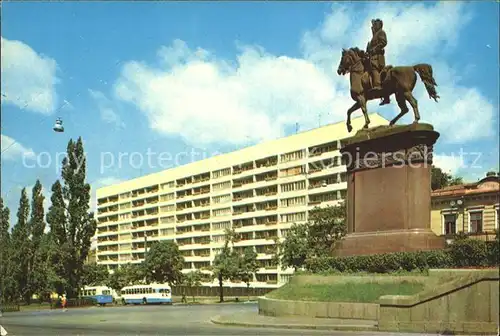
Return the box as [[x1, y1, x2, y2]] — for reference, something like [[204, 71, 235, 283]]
[[469, 211, 483, 233], [280, 212, 306, 223], [280, 196, 306, 207], [280, 150, 305, 163], [280, 181, 306, 193], [443, 214, 456, 235], [496, 206, 499, 229]]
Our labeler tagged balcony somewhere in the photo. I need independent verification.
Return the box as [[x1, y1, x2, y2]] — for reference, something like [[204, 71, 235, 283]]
[[265, 220, 278, 226]]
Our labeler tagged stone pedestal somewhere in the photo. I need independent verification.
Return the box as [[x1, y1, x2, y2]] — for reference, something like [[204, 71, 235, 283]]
[[334, 123, 445, 257]]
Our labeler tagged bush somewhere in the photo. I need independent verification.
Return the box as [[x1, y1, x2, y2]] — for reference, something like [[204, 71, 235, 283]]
[[448, 239, 488, 267], [305, 238, 498, 274], [0, 303, 20, 312]]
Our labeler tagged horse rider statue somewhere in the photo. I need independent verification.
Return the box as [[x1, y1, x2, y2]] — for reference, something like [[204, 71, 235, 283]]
[[366, 18, 391, 106]]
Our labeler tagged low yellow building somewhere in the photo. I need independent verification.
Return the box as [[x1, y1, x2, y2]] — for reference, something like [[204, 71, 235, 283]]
[[431, 172, 499, 240]]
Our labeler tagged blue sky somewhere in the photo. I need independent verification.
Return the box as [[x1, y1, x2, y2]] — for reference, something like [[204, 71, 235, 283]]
[[1, 1, 499, 218]]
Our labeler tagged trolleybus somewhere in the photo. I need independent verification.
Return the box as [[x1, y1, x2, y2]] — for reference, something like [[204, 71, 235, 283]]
[[120, 283, 172, 305]]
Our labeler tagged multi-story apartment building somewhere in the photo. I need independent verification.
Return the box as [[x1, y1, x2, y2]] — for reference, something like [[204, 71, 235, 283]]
[[95, 113, 388, 288]]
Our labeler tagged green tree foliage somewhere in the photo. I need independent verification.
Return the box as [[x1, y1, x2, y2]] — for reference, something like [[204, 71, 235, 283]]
[[27, 180, 48, 301], [307, 203, 347, 255], [143, 240, 184, 285], [278, 203, 347, 271], [181, 270, 202, 303], [35, 232, 64, 301], [212, 229, 241, 302], [278, 223, 309, 271], [11, 188, 31, 303], [107, 263, 145, 292], [46, 138, 97, 298], [0, 197, 16, 303], [46, 181, 69, 296], [431, 165, 464, 190], [81, 263, 109, 286], [237, 247, 258, 301]]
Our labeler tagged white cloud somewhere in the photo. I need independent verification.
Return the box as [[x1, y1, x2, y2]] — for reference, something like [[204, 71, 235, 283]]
[[89, 176, 124, 213], [1, 134, 36, 161], [433, 154, 464, 175], [1, 37, 59, 114], [111, 2, 495, 147], [113, 41, 340, 146], [89, 89, 125, 129]]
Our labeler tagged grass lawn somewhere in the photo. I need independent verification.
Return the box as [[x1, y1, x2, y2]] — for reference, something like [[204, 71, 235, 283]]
[[267, 281, 425, 303]]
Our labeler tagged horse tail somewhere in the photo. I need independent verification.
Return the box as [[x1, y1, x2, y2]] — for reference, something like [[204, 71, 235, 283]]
[[413, 64, 440, 102]]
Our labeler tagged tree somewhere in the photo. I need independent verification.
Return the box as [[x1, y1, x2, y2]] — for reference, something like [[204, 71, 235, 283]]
[[307, 203, 347, 256], [11, 188, 31, 303], [181, 270, 202, 303], [27, 181, 47, 301], [431, 165, 464, 190], [237, 247, 258, 302], [0, 197, 16, 303], [107, 263, 145, 293], [46, 137, 97, 298], [277, 223, 309, 271], [212, 229, 240, 302], [35, 232, 63, 301], [277, 203, 347, 271], [143, 240, 184, 285], [81, 263, 109, 286]]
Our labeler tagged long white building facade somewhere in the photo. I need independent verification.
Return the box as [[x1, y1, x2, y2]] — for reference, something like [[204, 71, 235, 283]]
[[96, 113, 388, 288]]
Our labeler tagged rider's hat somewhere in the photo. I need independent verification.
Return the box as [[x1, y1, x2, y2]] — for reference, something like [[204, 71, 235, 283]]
[[371, 18, 383, 28]]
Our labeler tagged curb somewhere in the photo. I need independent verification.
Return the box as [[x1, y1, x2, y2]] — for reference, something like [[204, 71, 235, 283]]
[[210, 315, 378, 332]]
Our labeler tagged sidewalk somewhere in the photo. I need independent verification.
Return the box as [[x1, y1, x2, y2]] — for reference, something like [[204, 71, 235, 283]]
[[211, 312, 378, 332]]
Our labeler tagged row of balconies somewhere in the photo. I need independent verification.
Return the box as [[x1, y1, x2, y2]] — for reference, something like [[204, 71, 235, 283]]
[[98, 189, 344, 227], [97, 193, 343, 226], [97, 170, 344, 218], [97, 144, 342, 207]]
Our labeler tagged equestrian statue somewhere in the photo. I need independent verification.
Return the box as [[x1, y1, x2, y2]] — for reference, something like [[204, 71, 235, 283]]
[[337, 19, 440, 133]]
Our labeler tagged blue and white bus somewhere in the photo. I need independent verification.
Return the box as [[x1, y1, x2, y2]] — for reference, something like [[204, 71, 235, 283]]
[[81, 286, 114, 306], [120, 283, 172, 305]]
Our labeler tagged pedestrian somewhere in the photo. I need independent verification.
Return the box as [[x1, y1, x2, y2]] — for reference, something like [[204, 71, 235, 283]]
[[61, 294, 67, 312]]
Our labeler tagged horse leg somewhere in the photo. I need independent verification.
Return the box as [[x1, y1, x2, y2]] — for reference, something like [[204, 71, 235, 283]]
[[346, 101, 361, 132], [403, 91, 420, 123], [389, 92, 409, 126], [359, 96, 370, 128]]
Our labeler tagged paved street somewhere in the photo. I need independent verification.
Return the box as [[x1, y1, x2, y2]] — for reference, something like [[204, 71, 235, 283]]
[[0, 303, 438, 335]]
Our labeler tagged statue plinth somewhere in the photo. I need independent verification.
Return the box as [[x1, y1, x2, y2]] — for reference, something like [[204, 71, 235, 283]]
[[334, 123, 445, 257]]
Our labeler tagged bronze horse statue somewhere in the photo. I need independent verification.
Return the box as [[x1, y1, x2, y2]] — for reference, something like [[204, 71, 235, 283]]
[[337, 47, 440, 132]]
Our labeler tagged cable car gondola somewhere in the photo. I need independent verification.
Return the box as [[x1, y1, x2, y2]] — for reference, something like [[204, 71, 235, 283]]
[[53, 117, 64, 133]]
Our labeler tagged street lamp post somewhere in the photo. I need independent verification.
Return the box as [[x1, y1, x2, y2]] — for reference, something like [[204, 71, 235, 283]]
[[144, 232, 148, 258], [450, 197, 465, 234]]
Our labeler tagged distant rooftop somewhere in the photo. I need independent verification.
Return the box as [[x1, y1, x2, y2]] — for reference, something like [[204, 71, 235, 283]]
[[432, 173, 500, 198]]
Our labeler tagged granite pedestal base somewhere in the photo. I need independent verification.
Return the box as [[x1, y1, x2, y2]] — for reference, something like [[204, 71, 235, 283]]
[[335, 229, 445, 257], [334, 123, 445, 257]]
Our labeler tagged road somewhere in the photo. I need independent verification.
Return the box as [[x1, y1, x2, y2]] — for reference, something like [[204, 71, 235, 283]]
[[0, 303, 434, 335]]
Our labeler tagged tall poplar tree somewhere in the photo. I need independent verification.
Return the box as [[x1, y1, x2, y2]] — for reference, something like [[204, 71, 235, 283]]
[[11, 188, 31, 302], [46, 137, 97, 298], [28, 180, 47, 300], [0, 197, 15, 303]]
